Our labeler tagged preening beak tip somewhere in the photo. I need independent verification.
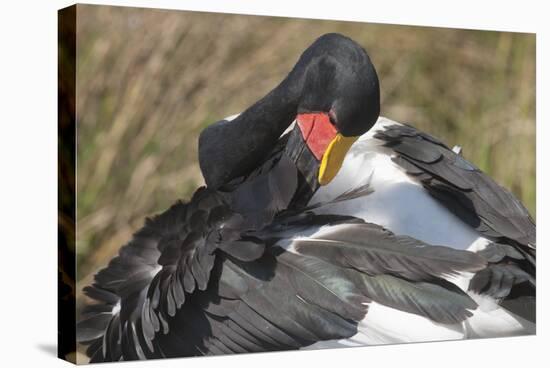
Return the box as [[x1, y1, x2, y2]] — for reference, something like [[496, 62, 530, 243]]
[[318, 134, 359, 186]]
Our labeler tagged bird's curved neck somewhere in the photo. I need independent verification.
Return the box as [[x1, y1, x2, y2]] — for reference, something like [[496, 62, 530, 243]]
[[198, 33, 379, 190], [198, 76, 302, 189]]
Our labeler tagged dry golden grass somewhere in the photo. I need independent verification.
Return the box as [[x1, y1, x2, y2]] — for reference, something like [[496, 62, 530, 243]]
[[75, 5, 535, 287]]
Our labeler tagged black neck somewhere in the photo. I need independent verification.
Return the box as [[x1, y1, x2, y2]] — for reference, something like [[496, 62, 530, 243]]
[[198, 76, 301, 189], [198, 33, 379, 190]]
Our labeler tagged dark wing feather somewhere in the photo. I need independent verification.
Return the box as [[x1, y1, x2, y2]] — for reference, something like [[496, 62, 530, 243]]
[[224, 153, 298, 229], [358, 274, 477, 324], [270, 217, 482, 324], [79, 130, 505, 360], [76, 152, 308, 361], [374, 123, 535, 321], [374, 123, 535, 248], [155, 248, 370, 358], [153, 212, 379, 357], [468, 242, 535, 322], [77, 187, 257, 361], [223, 251, 367, 343], [292, 222, 486, 280], [80, 204, 487, 360]]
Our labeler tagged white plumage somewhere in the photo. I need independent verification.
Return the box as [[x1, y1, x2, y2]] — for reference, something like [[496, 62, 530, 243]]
[[295, 117, 535, 347]]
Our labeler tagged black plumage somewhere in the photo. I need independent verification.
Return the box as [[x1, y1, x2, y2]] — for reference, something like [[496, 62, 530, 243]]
[[374, 124, 535, 248], [78, 192, 485, 361], [292, 222, 486, 280], [468, 242, 535, 322], [79, 146, 486, 359], [78, 33, 535, 362], [374, 123, 536, 321]]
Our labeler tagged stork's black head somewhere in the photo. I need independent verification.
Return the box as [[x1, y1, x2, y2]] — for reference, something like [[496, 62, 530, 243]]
[[199, 33, 380, 189], [295, 33, 380, 136]]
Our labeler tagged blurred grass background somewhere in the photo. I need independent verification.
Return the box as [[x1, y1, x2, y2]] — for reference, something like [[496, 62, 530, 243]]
[[75, 5, 535, 288]]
